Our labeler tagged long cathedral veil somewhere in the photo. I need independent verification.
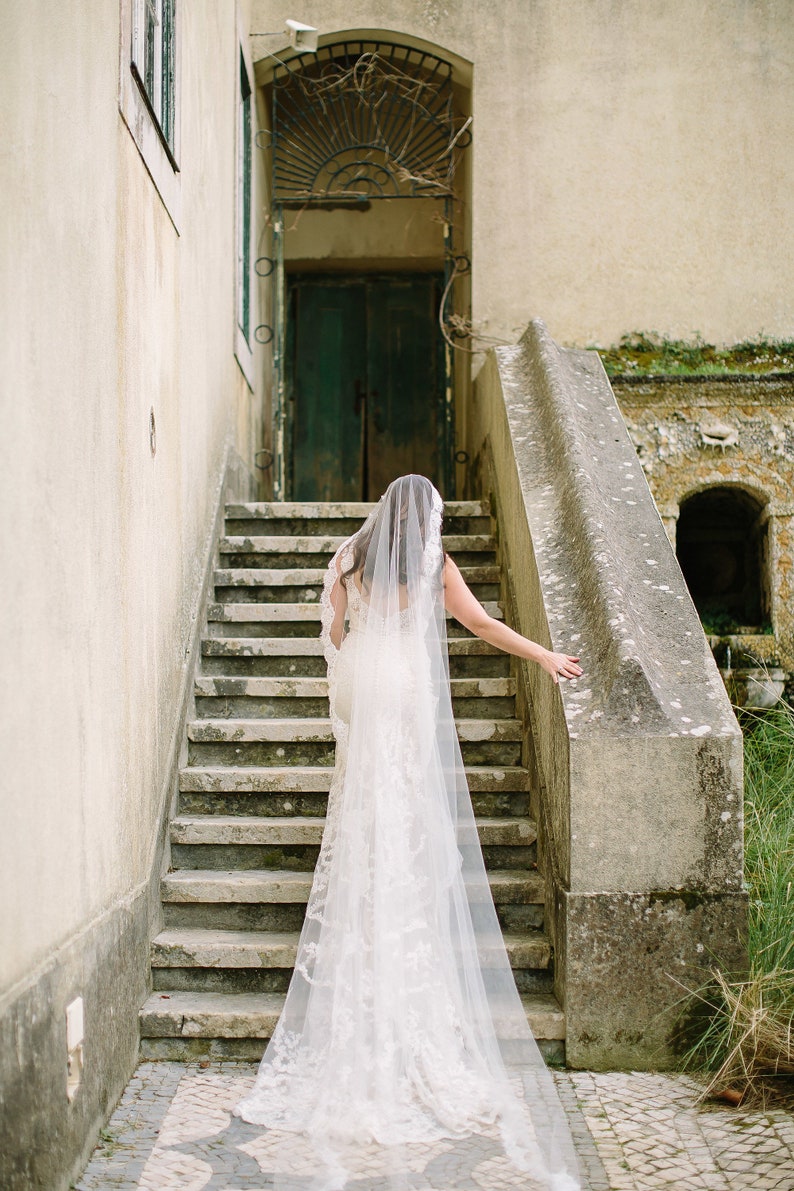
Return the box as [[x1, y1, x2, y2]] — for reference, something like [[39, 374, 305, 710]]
[[234, 475, 582, 1191]]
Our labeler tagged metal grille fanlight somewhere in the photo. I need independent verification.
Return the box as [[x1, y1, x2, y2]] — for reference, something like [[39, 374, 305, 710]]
[[271, 41, 467, 202]]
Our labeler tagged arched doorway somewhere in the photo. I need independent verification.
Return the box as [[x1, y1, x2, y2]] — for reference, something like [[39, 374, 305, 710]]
[[676, 486, 770, 632], [266, 40, 471, 499]]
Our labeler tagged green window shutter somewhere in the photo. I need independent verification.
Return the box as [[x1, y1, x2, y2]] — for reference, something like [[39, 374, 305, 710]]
[[131, 0, 176, 152], [161, 0, 175, 147], [239, 52, 252, 342]]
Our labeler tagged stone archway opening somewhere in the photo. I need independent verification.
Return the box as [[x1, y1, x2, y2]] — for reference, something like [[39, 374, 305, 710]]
[[676, 486, 770, 632], [260, 37, 472, 500]]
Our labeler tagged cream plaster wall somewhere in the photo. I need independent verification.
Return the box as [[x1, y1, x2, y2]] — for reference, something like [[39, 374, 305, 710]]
[[251, 0, 794, 347], [0, 0, 263, 999], [284, 198, 445, 267]]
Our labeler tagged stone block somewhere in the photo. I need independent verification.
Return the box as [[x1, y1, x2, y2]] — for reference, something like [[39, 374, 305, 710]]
[[569, 733, 744, 893], [557, 889, 748, 1070]]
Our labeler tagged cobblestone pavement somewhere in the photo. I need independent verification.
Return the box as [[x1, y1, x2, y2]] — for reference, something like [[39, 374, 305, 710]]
[[76, 1062, 794, 1191]]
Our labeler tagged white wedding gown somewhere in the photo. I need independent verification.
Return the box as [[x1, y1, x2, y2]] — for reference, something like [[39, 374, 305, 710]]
[[234, 477, 581, 1191]]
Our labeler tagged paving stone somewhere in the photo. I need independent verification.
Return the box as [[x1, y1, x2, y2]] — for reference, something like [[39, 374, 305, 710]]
[[82, 1067, 794, 1186]]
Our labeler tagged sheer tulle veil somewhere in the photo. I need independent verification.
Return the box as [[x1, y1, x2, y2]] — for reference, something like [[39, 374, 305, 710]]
[[233, 475, 582, 1190]]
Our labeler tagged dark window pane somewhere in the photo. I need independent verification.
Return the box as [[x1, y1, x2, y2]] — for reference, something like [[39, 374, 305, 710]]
[[144, 0, 156, 104], [162, 0, 175, 145], [135, 0, 175, 151]]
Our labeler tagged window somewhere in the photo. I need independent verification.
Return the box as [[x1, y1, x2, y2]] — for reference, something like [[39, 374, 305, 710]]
[[131, 0, 176, 157], [237, 51, 252, 344], [118, 0, 180, 227]]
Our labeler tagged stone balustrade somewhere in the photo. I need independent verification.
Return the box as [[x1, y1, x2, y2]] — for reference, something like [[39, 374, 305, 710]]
[[469, 320, 748, 1068]]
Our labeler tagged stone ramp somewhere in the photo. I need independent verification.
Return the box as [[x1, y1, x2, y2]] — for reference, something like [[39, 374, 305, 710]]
[[470, 320, 747, 1068]]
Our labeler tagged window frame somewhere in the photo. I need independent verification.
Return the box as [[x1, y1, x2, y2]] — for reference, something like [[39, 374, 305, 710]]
[[237, 51, 253, 345], [234, 36, 255, 389], [118, 0, 181, 231], [130, 0, 177, 161]]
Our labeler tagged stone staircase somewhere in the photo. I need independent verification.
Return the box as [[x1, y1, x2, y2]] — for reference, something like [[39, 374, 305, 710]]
[[139, 500, 565, 1062]]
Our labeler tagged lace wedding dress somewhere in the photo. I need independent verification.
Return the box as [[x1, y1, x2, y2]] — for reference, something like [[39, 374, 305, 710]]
[[234, 476, 581, 1191]]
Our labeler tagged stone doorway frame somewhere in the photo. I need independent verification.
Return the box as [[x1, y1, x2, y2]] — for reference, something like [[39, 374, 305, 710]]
[[256, 37, 472, 498]]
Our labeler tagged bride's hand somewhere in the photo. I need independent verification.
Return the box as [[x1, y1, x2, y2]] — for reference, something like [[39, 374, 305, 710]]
[[540, 650, 583, 684]]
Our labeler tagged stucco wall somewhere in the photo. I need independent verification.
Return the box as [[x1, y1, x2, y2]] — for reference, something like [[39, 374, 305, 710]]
[[252, 0, 793, 348], [0, 1, 265, 1185]]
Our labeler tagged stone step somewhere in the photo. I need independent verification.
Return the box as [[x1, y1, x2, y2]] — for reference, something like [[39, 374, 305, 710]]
[[185, 733, 521, 770], [167, 812, 536, 878], [213, 565, 500, 588], [225, 501, 489, 519], [177, 788, 530, 822], [197, 637, 511, 680], [170, 815, 537, 848], [224, 516, 493, 541], [191, 674, 518, 723], [206, 601, 504, 623], [218, 534, 494, 555], [198, 653, 510, 682], [201, 636, 504, 658], [178, 766, 533, 794], [161, 867, 543, 905], [186, 718, 523, 744], [150, 927, 551, 972], [193, 675, 516, 699], [139, 989, 564, 1043]]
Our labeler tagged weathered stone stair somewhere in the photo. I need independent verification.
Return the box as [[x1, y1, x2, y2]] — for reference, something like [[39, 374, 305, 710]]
[[139, 501, 565, 1060]]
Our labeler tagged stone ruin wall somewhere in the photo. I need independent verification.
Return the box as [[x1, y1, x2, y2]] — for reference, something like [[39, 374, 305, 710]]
[[612, 375, 794, 703]]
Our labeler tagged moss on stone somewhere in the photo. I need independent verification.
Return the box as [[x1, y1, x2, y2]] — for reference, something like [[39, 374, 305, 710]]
[[595, 332, 794, 379]]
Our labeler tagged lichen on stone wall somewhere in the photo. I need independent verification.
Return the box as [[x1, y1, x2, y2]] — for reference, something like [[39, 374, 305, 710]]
[[612, 375, 794, 679]]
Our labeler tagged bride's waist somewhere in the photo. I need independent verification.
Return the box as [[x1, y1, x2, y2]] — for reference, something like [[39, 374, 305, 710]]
[[344, 624, 415, 640]]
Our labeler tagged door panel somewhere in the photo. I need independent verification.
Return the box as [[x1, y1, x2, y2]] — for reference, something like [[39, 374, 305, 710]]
[[367, 278, 438, 498], [289, 275, 442, 500], [291, 283, 366, 501]]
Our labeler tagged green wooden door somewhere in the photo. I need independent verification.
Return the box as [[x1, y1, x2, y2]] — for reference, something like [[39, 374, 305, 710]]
[[290, 282, 367, 502], [289, 275, 442, 501]]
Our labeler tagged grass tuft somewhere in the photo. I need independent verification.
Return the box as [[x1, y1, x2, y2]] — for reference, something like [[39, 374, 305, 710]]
[[596, 332, 794, 378], [679, 702, 794, 1105]]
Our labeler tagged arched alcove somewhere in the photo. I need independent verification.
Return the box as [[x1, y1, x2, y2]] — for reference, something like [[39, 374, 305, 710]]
[[676, 486, 770, 631]]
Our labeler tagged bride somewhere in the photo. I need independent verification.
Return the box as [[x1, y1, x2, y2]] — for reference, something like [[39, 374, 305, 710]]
[[234, 474, 584, 1190]]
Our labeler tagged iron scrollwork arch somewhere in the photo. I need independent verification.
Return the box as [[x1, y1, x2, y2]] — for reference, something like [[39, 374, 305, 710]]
[[271, 41, 468, 202]]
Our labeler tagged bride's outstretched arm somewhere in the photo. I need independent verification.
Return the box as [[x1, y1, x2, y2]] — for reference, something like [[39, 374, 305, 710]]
[[443, 555, 583, 684]]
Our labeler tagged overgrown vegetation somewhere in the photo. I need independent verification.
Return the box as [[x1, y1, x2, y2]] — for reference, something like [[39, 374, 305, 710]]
[[597, 332, 794, 378], [680, 702, 794, 1105], [698, 604, 774, 638]]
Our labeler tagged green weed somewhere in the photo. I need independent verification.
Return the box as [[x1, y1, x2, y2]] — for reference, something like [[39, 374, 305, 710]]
[[678, 702, 794, 1105], [595, 332, 794, 378]]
